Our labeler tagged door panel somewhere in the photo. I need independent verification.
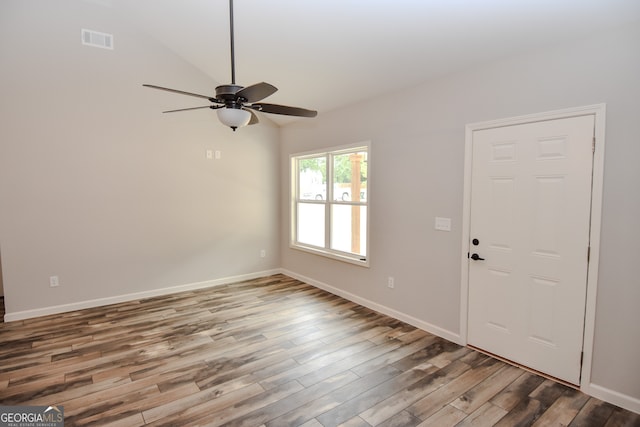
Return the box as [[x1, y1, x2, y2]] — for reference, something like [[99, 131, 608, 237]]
[[467, 115, 595, 385]]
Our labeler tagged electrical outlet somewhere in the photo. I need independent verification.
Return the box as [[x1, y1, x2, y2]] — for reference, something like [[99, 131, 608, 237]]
[[387, 277, 395, 289], [206, 149, 213, 159], [260, 249, 266, 258], [49, 275, 59, 287]]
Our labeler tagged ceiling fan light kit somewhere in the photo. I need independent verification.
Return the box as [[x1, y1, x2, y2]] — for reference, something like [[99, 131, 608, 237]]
[[143, 0, 317, 131], [217, 107, 251, 129]]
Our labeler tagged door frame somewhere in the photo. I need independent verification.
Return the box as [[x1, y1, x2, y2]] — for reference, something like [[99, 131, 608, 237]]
[[460, 104, 606, 390]]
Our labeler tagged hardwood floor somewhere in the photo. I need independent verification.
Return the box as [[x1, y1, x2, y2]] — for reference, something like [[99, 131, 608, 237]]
[[0, 274, 638, 426]]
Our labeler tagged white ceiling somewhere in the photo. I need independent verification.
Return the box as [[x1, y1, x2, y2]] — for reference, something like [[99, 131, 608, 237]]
[[109, 0, 640, 125]]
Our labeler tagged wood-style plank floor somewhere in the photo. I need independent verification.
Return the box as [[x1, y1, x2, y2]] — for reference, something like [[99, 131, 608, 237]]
[[0, 275, 638, 426]]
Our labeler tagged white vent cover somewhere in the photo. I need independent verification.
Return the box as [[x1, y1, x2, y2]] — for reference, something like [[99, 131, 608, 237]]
[[81, 29, 113, 49]]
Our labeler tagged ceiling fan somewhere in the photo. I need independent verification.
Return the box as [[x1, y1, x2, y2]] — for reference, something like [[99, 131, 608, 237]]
[[143, 0, 317, 131]]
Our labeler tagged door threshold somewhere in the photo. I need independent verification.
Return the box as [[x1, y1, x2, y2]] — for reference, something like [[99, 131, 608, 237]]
[[467, 344, 580, 390]]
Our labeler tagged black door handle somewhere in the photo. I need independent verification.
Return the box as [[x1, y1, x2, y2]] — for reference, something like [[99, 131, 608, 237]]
[[470, 253, 485, 261]]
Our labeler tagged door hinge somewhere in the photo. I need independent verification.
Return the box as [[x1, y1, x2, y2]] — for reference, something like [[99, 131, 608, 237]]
[[592, 137, 596, 153], [580, 351, 584, 365], [587, 246, 591, 262]]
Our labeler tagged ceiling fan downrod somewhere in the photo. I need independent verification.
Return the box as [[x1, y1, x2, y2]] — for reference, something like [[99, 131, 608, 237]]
[[229, 0, 236, 85]]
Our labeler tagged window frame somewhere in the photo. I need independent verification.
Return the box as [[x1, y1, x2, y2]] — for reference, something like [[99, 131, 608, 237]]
[[290, 142, 370, 267]]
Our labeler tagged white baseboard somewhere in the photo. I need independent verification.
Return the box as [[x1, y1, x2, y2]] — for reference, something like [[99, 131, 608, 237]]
[[3, 269, 281, 322], [281, 268, 463, 346], [585, 383, 640, 415]]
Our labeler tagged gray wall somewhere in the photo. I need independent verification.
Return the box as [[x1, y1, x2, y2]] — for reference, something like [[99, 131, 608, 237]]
[[280, 23, 640, 403], [0, 1, 281, 316]]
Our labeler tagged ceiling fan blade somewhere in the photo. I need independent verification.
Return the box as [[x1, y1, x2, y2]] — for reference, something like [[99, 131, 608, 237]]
[[244, 108, 260, 125], [236, 82, 278, 103], [143, 84, 219, 102], [162, 106, 221, 113], [251, 103, 318, 118]]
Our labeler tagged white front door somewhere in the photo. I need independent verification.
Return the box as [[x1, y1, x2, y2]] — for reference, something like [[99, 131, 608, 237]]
[[467, 114, 595, 385]]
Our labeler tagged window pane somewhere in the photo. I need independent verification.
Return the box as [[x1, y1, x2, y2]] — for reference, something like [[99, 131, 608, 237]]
[[333, 151, 367, 202], [297, 202, 325, 247], [331, 205, 367, 256], [291, 144, 369, 265], [299, 156, 326, 201]]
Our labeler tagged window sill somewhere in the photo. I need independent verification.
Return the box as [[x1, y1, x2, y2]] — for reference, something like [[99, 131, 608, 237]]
[[290, 243, 370, 268]]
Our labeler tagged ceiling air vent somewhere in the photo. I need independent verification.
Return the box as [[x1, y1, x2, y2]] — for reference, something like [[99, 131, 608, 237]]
[[81, 29, 113, 50]]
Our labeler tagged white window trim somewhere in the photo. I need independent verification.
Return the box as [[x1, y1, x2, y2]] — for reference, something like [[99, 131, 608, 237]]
[[290, 142, 371, 267]]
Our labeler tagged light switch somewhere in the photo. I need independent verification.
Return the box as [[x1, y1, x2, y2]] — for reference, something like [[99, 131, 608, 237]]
[[214, 150, 222, 160], [206, 150, 213, 159], [435, 217, 452, 232]]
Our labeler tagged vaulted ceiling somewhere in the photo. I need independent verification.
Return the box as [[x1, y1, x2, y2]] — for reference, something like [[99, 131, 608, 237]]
[[108, 0, 640, 124]]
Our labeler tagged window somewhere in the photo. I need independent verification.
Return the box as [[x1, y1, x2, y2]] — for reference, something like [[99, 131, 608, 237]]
[[291, 143, 369, 265]]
